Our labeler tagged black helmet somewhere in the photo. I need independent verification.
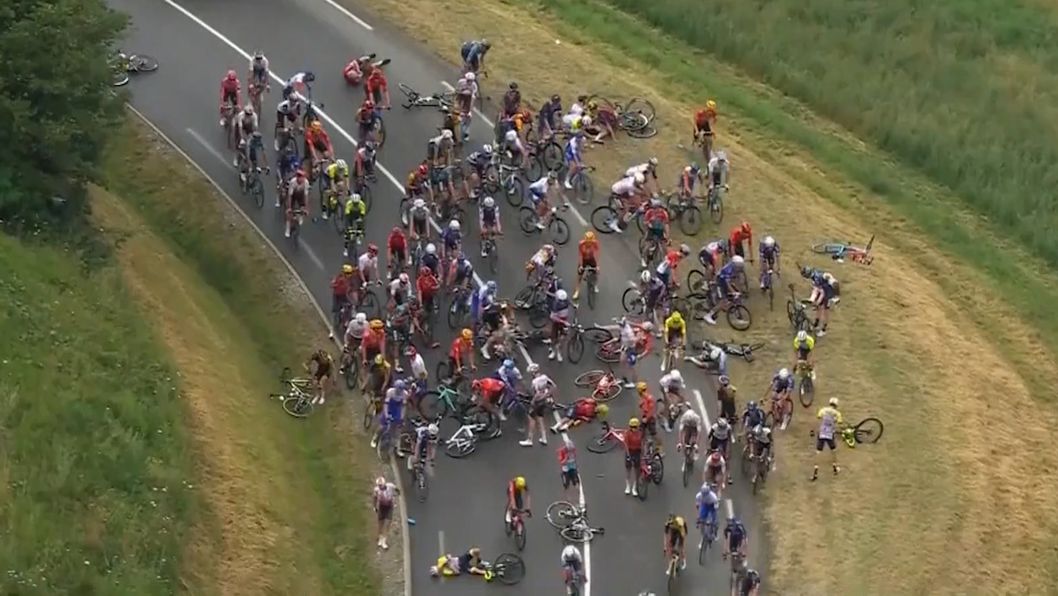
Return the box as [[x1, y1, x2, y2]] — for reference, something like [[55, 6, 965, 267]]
[[509, 81, 519, 90]]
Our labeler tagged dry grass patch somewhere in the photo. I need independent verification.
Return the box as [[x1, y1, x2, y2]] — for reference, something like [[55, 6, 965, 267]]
[[354, 0, 1058, 591]]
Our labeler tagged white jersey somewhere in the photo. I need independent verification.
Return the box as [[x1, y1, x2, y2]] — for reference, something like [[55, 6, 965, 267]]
[[709, 422, 731, 441], [235, 111, 258, 132], [678, 408, 701, 431], [528, 176, 550, 197], [249, 56, 270, 73], [708, 156, 729, 181], [696, 486, 719, 507], [388, 278, 411, 301], [531, 249, 552, 268], [569, 102, 586, 117], [611, 176, 637, 197], [625, 163, 650, 179], [531, 373, 554, 397], [619, 321, 636, 348], [344, 319, 368, 343], [409, 353, 428, 380], [358, 252, 377, 275], [660, 372, 685, 392], [287, 72, 309, 88]]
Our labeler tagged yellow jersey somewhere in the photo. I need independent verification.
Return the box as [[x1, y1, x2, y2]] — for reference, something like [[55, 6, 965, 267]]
[[793, 336, 815, 353], [326, 162, 349, 180], [816, 406, 843, 440], [664, 314, 686, 336], [665, 517, 688, 538]]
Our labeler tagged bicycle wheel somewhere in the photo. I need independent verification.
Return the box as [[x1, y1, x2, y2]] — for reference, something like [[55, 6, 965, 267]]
[[650, 455, 665, 485], [574, 370, 605, 388], [447, 300, 466, 330], [622, 287, 646, 314], [726, 304, 752, 331], [444, 435, 477, 458], [624, 97, 655, 124], [573, 172, 594, 205], [594, 341, 620, 364], [541, 140, 563, 171], [343, 357, 359, 390], [549, 216, 571, 245], [686, 269, 708, 294], [418, 390, 448, 420], [811, 242, 846, 256], [528, 303, 549, 329], [625, 120, 658, 139], [586, 431, 621, 453], [362, 400, 378, 430], [678, 205, 703, 236], [514, 520, 527, 551], [505, 177, 525, 207], [559, 525, 594, 543], [682, 455, 694, 488], [709, 193, 724, 224], [567, 331, 585, 364], [129, 54, 160, 72], [585, 271, 598, 309], [517, 206, 539, 234], [590, 205, 620, 234], [546, 500, 578, 529], [492, 553, 525, 585], [581, 325, 614, 344], [282, 395, 313, 418], [798, 376, 815, 408], [635, 472, 648, 501], [526, 155, 544, 182], [854, 417, 884, 444], [250, 176, 265, 208]]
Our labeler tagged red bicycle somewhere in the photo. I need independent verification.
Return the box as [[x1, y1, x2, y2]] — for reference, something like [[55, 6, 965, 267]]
[[586, 421, 663, 501], [505, 508, 530, 551]]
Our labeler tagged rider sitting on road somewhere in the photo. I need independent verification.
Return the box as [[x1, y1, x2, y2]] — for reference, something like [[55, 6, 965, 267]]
[[430, 546, 487, 578]]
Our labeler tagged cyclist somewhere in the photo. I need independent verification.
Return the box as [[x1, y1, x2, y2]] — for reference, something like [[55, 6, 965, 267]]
[[430, 546, 487, 578], [626, 157, 659, 195], [637, 269, 667, 327], [703, 449, 727, 496], [751, 423, 773, 466], [504, 475, 532, 533], [659, 367, 686, 432], [687, 344, 727, 376], [562, 128, 585, 190], [642, 197, 671, 258], [218, 69, 241, 124], [406, 162, 432, 202], [759, 235, 781, 288], [353, 141, 377, 182], [471, 280, 499, 340], [274, 98, 300, 138], [502, 81, 522, 118], [766, 367, 795, 426], [478, 196, 502, 256], [813, 397, 844, 480], [501, 128, 529, 169], [609, 174, 645, 230], [525, 243, 557, 284], [707, 150, 730, 194], [696, 481, 720, 535], [623, 417, 645, 497], [440, 219, 462, 266], [387, 272, 412, 311], [245, 50, 270, 99], [407, 198, 431, 247], [637, 382, 662, 455], [305, 348, 333, 405], [304, 120, 334, 173], [561, 544, 585, 590], [445, 328, 476, 381], [275, 149, 300, 207], [415, 265, 440, 315], [655, 244, 691, 292], [371, 378, 407, 450], [232, 104, 259, 166], [548, 289, 573, 362], [387, 226, 408, 272], [708, 418, 733, 479], [527, 171, 559, 230], [728, 221, 753, 261], [663, 310, 687, 368], [342, 193, 368, 258], [343, 311, 368, 354], [518, 362, 554, 447], [447, 252, 475, 299], [324, 158, 350, 220], [330, 263, 356, 323], [538, 94, 562, 138], [716, 374, 737, 425], [739, 567, 763, 596], [358, 243, 380, 285], [676, 406, 701, 457], [697, 239, 727, 280], [676, 163, 703, 200], [692, 99, 718, 162], [421, 242, 441, 279], [427, 129, 456, 169], [793, 329, 816, 370], [356, 97, 381, 142], [585, 100, 618, 143], [282, 70, 314, 100], [464, 144, 493, 197], [493, 358, 523, 418], [365, 66, 390, 107], [663, 514, 688, 573], [741, 399, 766, 443], [572, 230, 599, 301], [805, 266, 840, 337], [723, 516, 749, 563], [460, 38, 491, 75], [285, 169, 310, 238], [471, 376, 506, 431], [408, 421, 439, 472], [360, 320, 387, 377], [618, 315, 654, 388], [702, 255, 745, 325]]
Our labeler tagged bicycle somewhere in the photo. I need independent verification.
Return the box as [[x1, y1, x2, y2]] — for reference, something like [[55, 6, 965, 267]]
[[832, 417, 884, 447], [728, 552, 747, 596], [434, 359, 471, 393], [579, 265, 599, 310], [572, 369, 623, 402], [786, 283, 814, 332], [444, 417, 490, 458], [794, 360, 815, 407], [505, 508, 530, 551], [480, 232, 502, 274], [288, 207, 307, 247], [635, 441, 665, 502], [681, 436, 698, 488], [446, 285, 472, 330], [110, 50, 159, 87], [518, 205, 571, 245], [545, 501, 606, 542], [695, 289, 752, 331], [666, 550, 682, 594], [409, 452, 430, 503], [398, 82, 455, 110], [664, 192, 704, 236], [566, 165, 595, 205], [812, 234, 874, 265], [759, 267, 778, 311], [480, 553, 525, 585], [586, 95, 657, 137], [706, 182, 725, 224], [417, 381, 470, 421], [270, 367, 317, 418], [750, 447, 772, 494], [697, 517, 718, 565], [237, 159, 267, 209]]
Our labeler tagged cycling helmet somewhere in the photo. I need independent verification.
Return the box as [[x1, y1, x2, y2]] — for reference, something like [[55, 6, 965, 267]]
[[355, 312, 367, 324], [427, 423, 439, 438], [763, 235, 776, 247], [551, 94, 561, 103], [482, 196, 495, 208], [242, 104, 254, 114], [596, 404, 610, 416], [399, 272, 410, 284], [461, 328, 473, 340], [717, 417, 729, 428], [543, 244, 555, 253], [486, 280, 498, 292], [636, 381, 648, 393], [706, 99, 717, 110], [527, 363, 540, 374], [650, 197, 662, 208], [690, 163, 701, 174], [640, 270, 652, 283], [335, 158, 347, 170], [449, 220, 460, 231], [709, 346, 722, 360], [641, 321, 654, 332], [394, 379, 406, 390], [375, 476, 386, 487], [679, 244, 691, 256], [513, 476, 528, 490], [561, 545, 581, 562], [648, 157, 659, 167], [581, 115, 592, 126], [778, 368, 790, 380], [503, 359, 515, 370], [368, 243, 379, 254], [717, 150, 728, 162], [584, 231, 596, 241], [425, 243, 436, 255], [547, 171, 558, 181], [226, 69, 237, 80], [278, 102, 291, 115], [351, 193, 363, 203], [509, 81, 519, 90], [719, 376, 731, 387], [747, 400, 757, 410], [342, 264, 353, 274], [417, 163, 429, 176], [556, 289, 568, 301], [731, 255, 745, 268], [829, 397, 840, 407], [504, 130, 518, 142], [413, 197, 426, 209], [374, 353, 385, 364], [441, 129, 453, 140], [628, 417, 641, 428], [796, 330, 809, 342], [634, 173, 645, 185], [303, 71, 316, 82], [310, 120, 322, 131], [483, 144, 494, 155], [670, 369, 683, 383], [370, 319, 384, 330], [761, 428, 771, 437]]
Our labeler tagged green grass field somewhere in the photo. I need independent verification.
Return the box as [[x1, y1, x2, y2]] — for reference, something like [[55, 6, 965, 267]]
[[0, 229, 198, 593], [594, 0, 1058, 268]]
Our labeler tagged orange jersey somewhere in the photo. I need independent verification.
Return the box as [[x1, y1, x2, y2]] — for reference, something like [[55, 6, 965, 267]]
[[695, 108, 717, 129], [639, 394, 656, 421], [578, 239, 599, 261], [729, 228, 751, 247], [449, 337, 471, 361]]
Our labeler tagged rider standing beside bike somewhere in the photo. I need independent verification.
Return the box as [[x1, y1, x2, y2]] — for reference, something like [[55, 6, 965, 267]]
[[356, 97, 381, 142], [558, 437, 581, 498], [365, 67, 390, 107], [759, 235, 780, 289], [623, 418, 645, 497], [728, 221, 754, 262], [305, 348, 334, 405], [547, 290, 573, 362], [460, 38, 491, 75], [812, 397, 843, 481], [522, 362, 554, 447]]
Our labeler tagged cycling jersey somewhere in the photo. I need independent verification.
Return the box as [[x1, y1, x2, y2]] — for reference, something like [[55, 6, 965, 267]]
[[383, 386, 406, 423], [816, 406, 842, 440], [771, 375, 794, 393], [578, 239, 599, 265], [742, 406, 765, 429], [564, 136, 583, 163], [665, 518, 688, 540], [528, 177, 550, 201], [611, 176, 637, 197], [327, 162, 349, 181], [717, 261, 739, 282], [663, 314, 686, 336], [794, 336, 815, 357], [441, 228, 461, 250], [759, 241, 780, 263]]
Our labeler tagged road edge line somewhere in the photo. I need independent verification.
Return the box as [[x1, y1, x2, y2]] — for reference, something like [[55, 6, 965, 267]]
[[124, 103, 414, 596]]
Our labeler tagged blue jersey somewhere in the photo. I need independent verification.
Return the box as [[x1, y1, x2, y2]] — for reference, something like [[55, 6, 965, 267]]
[[759, 243, 780, 263], [717, 262, 739, 282], [279, 153, 300, 177], [771, 375, 794, 393], [564, 137, 582, 163], [480, 205, 498, 225], [743, 407, 766, 428], [442, 228, 461, 249], [421, 252, 440, 274], [384, 388, 406, 421]]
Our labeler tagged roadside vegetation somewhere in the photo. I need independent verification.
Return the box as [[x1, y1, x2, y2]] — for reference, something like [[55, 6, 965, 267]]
[[356, 0, 1058, 592]]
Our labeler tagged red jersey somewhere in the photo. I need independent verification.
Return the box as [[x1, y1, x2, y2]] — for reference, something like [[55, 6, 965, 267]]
[[387, 230, 407, 252], [331, 273, 351, 297], [730, 227, 752, 249], [578, 239, 599, 262], [695, 108, 716, 129], [639, 394, 656, 421], [361, 329, 384, 351], [416, 273, 439, 300], [573, 398, 597, 419], [366, 71, 387, 94], [624, 427, 644, 453], [644, 208, 669, 226], [220, 77, 240, 102], [305, 128, 331, 151], [449, 337, 472, 362], [477, 377, 506, 398]]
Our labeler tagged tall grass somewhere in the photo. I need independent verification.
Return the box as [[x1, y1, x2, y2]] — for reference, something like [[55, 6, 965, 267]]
[[0, 235, 197, 593], [592, 0, 1058, 269]]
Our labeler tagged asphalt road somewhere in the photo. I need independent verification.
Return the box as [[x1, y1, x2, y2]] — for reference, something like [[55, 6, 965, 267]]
[[111, 0, 764, 593]]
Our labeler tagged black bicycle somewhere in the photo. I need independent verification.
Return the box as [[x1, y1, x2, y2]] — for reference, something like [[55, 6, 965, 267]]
[[399, 83, 455, 110]]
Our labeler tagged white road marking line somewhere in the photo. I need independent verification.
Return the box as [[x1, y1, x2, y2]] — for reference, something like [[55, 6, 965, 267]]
[[724, 498, 734, 519], [693, 389, 710, 427], [320, 0, 374, 30], [186, 127, 231, 168], [440, 80, 494, 127], [437, 530, 445, 556], [299, 239, 326, 270]]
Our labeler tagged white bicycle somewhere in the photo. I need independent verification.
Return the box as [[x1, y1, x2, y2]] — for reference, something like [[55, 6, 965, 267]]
[[443, 419, 488, 458], [546, 501, 606, 542]]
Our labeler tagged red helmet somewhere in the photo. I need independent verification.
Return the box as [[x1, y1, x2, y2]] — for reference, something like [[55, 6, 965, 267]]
[[417, 163, 429, 176], [419, 266, 432, 277], [740, 221, 752, 234], [226, 70, 237, 81], [295, 169, 306, 178], [368, 243, 378, 254], [392, 226, 402, 234]]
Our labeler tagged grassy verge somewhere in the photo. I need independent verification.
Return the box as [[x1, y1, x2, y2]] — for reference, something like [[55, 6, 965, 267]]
[[358, 0, 1058, 592], [94, 119, 389, 594], [0, 211, 198, 594]]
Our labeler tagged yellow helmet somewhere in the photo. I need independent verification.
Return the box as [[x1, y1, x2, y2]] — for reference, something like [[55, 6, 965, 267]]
[[669, 310, 683, 323], [628, 417, 641, 428], [596, 403, 609, 416], [374, 354, 385, 365], [342, 264, 353, 274], [461, 328, 473, 340], [514, 476, 527, 489], [310, 120, 322, 131], [370, 319, 384, 330], [706, 99, 717, 110], [587, 101, 598, 110], [636, 381, 648, 393], [584, 231, 596, 241]]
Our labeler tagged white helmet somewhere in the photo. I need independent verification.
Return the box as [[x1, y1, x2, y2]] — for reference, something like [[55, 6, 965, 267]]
[[504, 129, 518, 142], [441, 129, 453, 140], [483, 144, 494, 154], [829, 397, 839, 407], [648, 157, 659, 167], [796, 330, 809, 342], [425, 243, 436, 255], [763, 236, 776, 247], [355, 312, 367, 324], [634, 173, 645, 185], [399, 272, 410, 284], [561, 544, 581, 563], [761, 427, 772, 436], [351, 192, 363, 203], [717, 417, 729, 428], [709, 346, 722, 360], [778, 368, 790, 380], [482, 196, 495, 208], [731, 255, 745, 268], [556, 289, 568, 301], [413, 198, 426, 209], [543, 244, 555, 253], [527, 363, 540, 374], [670, 369, 683, 383], [466, 72, 476, 81], [335, 158, 347, 170], [717, 150, 728, 162], [449, 220, 460, 231], [375, 476, 386, 487], [640, 270, 652, 283], [427, 423, 439, 437], [243, 104, 254, 114], [581, 115, 592, 126]]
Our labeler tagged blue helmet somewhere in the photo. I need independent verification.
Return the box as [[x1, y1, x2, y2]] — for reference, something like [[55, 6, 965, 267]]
[[486, 280, 498, 293], [502, 359, 515, 370], [394, 379, 406, 390]]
